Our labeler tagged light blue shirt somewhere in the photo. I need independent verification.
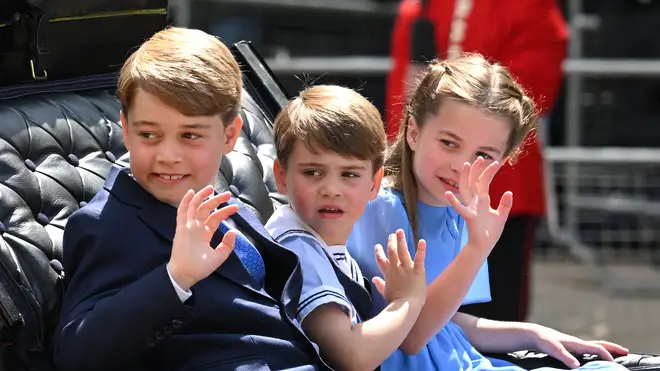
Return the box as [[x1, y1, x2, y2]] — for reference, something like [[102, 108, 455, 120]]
[[348, 187, 491, 309], [266, 205, 362, 325], [348, 187, 628, 371]]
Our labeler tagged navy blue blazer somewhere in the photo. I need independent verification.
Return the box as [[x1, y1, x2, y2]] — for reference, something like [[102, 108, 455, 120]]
[[54, 165, 329, 371]]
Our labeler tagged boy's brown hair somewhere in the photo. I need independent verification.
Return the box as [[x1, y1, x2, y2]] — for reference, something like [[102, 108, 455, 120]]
[[118, 27, 242, 124], [274, 85, 387, 172]]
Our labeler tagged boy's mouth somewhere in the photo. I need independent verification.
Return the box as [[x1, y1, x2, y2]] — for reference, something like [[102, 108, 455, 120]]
[[155, 173, 187, 181], [318, 206, 344, 218]]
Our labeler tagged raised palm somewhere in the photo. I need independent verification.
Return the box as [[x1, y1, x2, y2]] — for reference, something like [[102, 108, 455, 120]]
[[168, 186, 239, 291], [445, 157, 513, 254]]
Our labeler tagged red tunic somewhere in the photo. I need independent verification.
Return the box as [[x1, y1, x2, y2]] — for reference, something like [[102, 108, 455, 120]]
[[386, 0, 568, 216]]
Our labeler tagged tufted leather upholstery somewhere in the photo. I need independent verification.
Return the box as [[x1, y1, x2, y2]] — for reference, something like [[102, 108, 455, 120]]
[[0, 42, 287, 368], [0, 41, 657, 371], [0, 79, 285, 328]]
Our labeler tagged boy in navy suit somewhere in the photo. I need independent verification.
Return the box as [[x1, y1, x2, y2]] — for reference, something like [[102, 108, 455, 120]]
[[54, 27, 328, 371]]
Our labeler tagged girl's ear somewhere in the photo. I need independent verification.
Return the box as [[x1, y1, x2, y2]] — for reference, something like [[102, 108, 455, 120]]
[[406, 117, 420, 152]]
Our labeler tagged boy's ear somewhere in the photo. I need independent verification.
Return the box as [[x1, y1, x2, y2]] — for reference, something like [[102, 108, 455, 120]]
[[120, 110, 130, 151], [406, 117, 420, 152], [369, 167, 384, 200], [221, 115, 244, 154], [273, 159, 288, 195]]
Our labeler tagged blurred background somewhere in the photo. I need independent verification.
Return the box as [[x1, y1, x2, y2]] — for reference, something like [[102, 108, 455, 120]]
[[171, 0, 660, 352]]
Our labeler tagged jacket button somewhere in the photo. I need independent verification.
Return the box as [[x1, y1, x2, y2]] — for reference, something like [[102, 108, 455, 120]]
[[171, 319, 183, 329], [155, 330, 165, 340]]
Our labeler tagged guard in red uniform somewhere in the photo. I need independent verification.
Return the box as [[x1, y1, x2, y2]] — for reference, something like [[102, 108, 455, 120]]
[[386, 0, 568, 321]]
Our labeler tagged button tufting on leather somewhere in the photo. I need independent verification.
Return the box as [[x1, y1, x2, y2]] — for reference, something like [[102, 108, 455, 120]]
[[67, 154, 79, 166], [24, 159, 36, 171], [36, 213, 49, 226], [0, 88, 284, 347], [105, 151, 116, 163], [229, 184, 240, 197], [50, 259, 63, 274]]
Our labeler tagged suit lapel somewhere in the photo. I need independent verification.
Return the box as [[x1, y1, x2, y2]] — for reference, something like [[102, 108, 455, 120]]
[[210, 226, 270, 296], [228, 198, 276, 244], [105, 169, 272, 299], [225, 199, 304, 315]]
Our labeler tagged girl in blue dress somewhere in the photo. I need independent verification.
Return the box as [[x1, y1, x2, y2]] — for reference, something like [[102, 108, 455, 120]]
[[347, 53, 629, 371]]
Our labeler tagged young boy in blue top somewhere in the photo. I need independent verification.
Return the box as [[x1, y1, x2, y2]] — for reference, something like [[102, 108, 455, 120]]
[[266, 85, 428, 371]]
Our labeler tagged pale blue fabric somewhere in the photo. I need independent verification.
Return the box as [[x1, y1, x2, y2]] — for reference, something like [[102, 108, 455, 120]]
[[347, 187, 628, 371]]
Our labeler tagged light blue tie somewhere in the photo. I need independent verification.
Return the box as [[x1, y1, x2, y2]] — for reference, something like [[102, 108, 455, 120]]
[[218, 221, 266, 285]]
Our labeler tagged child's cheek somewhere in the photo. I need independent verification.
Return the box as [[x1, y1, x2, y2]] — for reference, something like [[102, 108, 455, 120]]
[[290, 182, 314, 217]]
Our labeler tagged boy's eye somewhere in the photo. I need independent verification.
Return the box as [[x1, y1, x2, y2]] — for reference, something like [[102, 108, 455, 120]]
[[303, 170, 322, 177], [440, 139, 458, 148], [138, 132, 157, 139], [182, 133, 201, 140], [342, 172, 360, 178]]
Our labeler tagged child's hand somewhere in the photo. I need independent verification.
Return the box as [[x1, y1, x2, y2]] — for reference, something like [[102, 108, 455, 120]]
[[168, 186, 239, 291], [445, 156, 513, 255], [371, 229, 427, 305], [528, 324, 629, 368]]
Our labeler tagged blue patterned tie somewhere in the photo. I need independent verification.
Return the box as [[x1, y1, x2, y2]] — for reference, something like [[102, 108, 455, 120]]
[[218, 221, 266, 285]]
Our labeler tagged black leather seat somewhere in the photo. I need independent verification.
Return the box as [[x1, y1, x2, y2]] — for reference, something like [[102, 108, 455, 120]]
[[0, 41, 656, 371]]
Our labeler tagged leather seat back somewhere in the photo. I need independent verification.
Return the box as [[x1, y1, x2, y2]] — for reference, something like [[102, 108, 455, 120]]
[[0, 41, 287, 368]]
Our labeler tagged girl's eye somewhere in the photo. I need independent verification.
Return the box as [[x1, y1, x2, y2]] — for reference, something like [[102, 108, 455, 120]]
[[441, 140, 458, 148], [342, 172, 359, 178], [476, 152, 493, 161]]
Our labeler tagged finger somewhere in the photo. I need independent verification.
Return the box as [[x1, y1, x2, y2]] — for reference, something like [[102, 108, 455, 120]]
[[395, 229, 413, 267], [446, 191, 473, 219], [177, 189, 195, 226], [458, 162, 472, 203], [571, 342, 614, 362], [372, 277, 386, 297], [475, 193, 491, 214], [477, 161, 501, 195], [590, 341, 629, 356], [374, 244, 390, 275], [468, 156, 485, 196], [386, 233, 400, 267], [206, 204, 239, 231], [187, 185, 215, 221], [496, 191, 514, 217], [214, 229, 237, 262], [413, 239, 427, 273], [547, 341, 580, 369], [198, 191, 232, 220]]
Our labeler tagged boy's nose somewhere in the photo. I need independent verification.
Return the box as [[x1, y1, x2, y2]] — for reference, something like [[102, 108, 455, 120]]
[[155, 144, 183, 163], [319, 180, 341, 197]]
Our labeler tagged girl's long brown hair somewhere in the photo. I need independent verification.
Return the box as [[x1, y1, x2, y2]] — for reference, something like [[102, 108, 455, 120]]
[[385, 53, 539, 243]]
